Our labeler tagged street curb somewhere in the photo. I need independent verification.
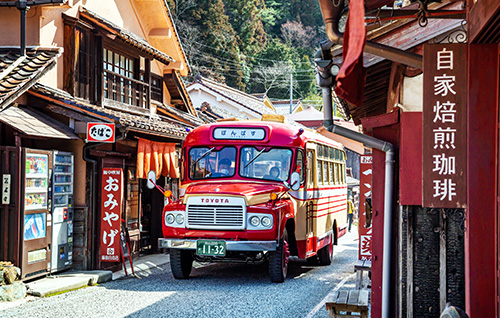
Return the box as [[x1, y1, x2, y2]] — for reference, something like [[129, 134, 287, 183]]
[[26, 276, 92, 297], [25, 270, 112, 297]]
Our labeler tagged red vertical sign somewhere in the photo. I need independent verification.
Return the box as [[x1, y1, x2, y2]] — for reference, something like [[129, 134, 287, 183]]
[[423, 44, 467, 208], [100, 168, 123, 262], [359, 155, 372, 261]]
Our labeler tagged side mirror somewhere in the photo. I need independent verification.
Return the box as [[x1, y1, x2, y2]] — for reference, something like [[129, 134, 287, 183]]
[[147, 170, 156, 189], [288, 172, 301, 191]]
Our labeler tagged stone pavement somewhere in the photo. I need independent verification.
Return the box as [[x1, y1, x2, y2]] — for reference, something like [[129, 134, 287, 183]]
[[0, 253, 169, 310]]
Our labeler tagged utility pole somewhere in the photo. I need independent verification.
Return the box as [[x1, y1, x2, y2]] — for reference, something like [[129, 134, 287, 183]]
[[289, 73, 293, 114]]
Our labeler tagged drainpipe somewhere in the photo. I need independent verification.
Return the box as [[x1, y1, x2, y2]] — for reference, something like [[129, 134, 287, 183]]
[[317, 0, 423, 69], [320, 83, 394, 318], [82, 127, 128, 269]]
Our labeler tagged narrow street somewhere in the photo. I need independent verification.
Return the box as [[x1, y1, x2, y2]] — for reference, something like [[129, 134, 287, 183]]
[[2, 229, 360, 318]]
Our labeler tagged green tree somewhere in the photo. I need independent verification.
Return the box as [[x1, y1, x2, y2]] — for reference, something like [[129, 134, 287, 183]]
[[224, 0, 268, 57]]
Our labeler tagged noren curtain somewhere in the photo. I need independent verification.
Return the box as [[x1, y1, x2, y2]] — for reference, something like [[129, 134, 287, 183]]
[[136, 138, 179, 179]]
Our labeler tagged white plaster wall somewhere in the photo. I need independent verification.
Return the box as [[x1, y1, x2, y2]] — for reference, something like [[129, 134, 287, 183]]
[[401, 73, 423, 112], [187, 85, 259, 119], [35, 0, 163, 89]]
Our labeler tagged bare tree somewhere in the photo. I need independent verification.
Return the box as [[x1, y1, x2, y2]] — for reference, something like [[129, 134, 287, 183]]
[[280, 21, 317, 48], [253, 62, 293, 95]]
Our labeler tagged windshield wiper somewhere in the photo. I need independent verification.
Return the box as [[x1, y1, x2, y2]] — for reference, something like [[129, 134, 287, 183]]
[[244, 148, 266, 168], [192, 147, 215, 168]]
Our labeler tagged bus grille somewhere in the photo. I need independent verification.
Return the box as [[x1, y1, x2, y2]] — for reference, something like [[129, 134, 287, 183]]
[[187, 205, 245, 230]]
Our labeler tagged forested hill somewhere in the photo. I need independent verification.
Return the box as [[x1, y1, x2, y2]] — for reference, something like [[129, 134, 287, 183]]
[[166, 0, 326, 103]]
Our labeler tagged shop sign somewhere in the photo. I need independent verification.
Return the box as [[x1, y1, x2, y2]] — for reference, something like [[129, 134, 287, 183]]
[[359, 155, 372, 261], [423, 44, 467, 208], [2, 174, 10, 204], [100, 168, 122, 262], [87, 123, 115, 143], [213, 127, 266, 140]]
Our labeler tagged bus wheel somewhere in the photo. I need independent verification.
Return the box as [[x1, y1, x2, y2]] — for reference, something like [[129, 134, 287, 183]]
[[269, 229, 290, 283], [318, 236, 334, 266], [170, 249, 193, 279]]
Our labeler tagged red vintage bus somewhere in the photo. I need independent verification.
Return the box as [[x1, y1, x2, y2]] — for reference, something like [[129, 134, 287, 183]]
[[159, 116, 348, 282]]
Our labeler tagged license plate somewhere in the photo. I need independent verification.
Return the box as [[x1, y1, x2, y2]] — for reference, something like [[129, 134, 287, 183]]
[[196, 240, 226, 257]]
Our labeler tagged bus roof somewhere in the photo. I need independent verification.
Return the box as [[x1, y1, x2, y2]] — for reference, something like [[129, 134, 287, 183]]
[[184, 120, 344, 149]]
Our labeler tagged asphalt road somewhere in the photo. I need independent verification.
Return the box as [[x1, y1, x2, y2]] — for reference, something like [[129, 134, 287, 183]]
[[1, 228, 361, 318]]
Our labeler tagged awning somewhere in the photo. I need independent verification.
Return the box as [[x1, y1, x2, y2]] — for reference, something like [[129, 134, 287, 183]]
[[136, 138, 179, 179], [0, 106, 79, 139]]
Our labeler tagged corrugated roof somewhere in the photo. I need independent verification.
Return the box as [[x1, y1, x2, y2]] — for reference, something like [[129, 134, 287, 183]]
[[0, 105, 79, 139], [0, 47, 62, 109], [29, 83, 190, 140]]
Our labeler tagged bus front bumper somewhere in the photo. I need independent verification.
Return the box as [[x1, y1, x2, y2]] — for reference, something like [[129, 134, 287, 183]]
[[158, 238, 278, 252]]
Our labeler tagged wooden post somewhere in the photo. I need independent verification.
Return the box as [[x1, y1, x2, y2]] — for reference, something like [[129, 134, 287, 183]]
[[465, 44, 498, 317], [439, 209, 447, 312]]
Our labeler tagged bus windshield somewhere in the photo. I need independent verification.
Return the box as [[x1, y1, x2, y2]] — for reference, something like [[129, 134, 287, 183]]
[[240, 147, 293, 182], [189, 146, 236, 179]]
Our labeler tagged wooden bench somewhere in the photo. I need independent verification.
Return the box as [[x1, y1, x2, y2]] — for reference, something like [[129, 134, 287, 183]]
[[325, 289, 370, 318], [354, 260, 371, 289]]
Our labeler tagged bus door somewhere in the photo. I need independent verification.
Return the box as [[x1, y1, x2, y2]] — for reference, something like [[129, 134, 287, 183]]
[[305, 149, 314, 238]]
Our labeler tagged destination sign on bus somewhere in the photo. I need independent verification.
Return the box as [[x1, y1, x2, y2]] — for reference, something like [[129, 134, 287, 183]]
[[213, 127, 266, 140]]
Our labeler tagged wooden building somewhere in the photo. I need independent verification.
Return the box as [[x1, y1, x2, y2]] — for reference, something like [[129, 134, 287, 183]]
[[0, 0, 199, 278]]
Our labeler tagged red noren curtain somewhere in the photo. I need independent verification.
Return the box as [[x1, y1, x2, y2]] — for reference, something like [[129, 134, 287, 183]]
[[136, 138, 179, 179]]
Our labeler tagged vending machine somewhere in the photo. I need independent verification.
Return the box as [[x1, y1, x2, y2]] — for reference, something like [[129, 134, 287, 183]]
[[22, 149, 52, 278], [50, 151, 74, 273]]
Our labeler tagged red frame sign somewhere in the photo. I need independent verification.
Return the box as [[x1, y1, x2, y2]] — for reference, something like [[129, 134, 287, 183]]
[[423, 44, 467, 208], [87, 123, 115, 143], [100, 168, 123, 262], [359, 155, 372, 261]]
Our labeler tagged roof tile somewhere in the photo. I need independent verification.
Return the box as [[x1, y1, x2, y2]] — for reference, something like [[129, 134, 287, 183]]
[[0, 47, 61, 109]]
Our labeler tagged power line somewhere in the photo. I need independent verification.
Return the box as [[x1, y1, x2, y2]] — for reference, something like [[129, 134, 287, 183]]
[[186, 45, 316, 75], [181, 37, 315, 65]]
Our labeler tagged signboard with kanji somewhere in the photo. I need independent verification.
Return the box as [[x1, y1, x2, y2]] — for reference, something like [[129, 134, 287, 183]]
[[359, 155, 372, 261], [87, 123, 115, 143], [423, 44, 467, 208], [2, 174, 10, 205], [100, 168, 123, 262]]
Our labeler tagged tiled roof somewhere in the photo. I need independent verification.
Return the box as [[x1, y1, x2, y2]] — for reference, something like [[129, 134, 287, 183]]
[[191, 75, 274, 116], [271, 100, 301, 115], [158, 102, 205, 126], [30, 83, 190, 140], [79, 7, 175, 66], [195, 110, 217, 123], [0, 47, 61, 109]]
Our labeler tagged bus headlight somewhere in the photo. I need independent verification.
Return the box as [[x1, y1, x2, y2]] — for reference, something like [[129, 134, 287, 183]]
[[250, 216, 260, 227], [166, 214, 175, 224], [261, 216, 272, 228], [247, 213, 274, 230], [175, 214, 184, 224]]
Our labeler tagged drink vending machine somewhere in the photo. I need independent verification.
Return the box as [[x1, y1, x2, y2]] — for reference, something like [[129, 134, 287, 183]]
[[50, 151, 74, 273], [22, 149, 52, 278]]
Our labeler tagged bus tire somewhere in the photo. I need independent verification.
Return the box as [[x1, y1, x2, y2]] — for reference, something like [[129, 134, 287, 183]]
[[170, 249, 193, 279], [318, 236, 334, 266], [269, 229, 290, 283]]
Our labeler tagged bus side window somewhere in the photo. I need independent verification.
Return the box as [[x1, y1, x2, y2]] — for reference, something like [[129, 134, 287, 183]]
[[318, 158, 323, 185], [307, 150, 314, 186], [296, 150, 304, 183]]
